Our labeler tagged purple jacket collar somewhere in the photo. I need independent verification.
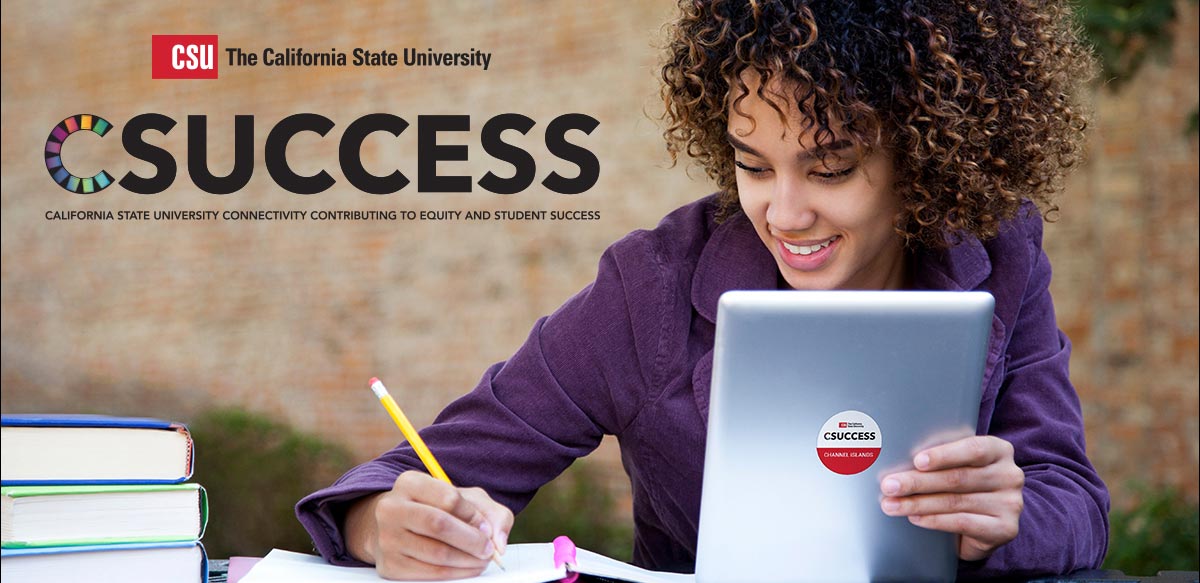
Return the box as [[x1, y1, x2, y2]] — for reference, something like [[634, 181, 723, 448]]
[[690, 211, 779, 323]]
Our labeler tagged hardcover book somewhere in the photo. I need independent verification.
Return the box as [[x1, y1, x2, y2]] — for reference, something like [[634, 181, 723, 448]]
[[1, 483, 208, 548], [0, 540, 208, 583], [0, 414, 195, 485]]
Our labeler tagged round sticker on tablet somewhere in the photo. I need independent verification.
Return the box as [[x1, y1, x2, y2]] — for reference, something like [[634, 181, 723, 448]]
[[817, 410, 882, 475]]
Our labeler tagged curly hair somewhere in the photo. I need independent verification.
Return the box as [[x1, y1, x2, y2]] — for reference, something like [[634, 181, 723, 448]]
[[660, 0, 1097, 247]]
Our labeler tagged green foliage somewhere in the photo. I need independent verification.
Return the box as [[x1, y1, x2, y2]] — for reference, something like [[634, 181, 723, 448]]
[[1078, 0, 1198, 135], [1103, 484, 1200, 575], [188, 408, 352, 559], [1078, 0, 1180, 87], [508, 460, 634, 562]]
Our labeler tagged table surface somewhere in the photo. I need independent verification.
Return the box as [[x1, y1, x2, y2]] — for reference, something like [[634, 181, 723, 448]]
[[206, 560, 1198, 583]]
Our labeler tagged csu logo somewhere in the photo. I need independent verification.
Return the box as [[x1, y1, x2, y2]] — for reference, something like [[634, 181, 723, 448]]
[[152, 35, 218, 79]]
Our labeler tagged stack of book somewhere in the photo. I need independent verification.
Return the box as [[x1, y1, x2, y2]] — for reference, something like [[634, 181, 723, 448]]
[[0, 414, 209, 582]]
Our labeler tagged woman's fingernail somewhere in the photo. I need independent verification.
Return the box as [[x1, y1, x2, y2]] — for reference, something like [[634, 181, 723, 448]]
[[498, 531, 509, 553], [882, 478, 900, 495], [914, 453, 930, 469], [479, 521, 492, 536], [882, 499, 900, 513], [483, 540, 495, 558]]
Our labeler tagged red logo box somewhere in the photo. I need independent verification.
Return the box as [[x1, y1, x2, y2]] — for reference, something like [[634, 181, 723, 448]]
[[152, 35, 218, 79]]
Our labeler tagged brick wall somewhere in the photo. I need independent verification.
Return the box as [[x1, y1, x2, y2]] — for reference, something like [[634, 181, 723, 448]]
[[2, 0, 1196, 518], [1046, 3, 1200, 501]]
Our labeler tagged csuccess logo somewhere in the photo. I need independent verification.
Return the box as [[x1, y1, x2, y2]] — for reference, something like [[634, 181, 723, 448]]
[[40, 112, 600, 195], [817, 411, 883, 476], [152, 35, 218, 79]]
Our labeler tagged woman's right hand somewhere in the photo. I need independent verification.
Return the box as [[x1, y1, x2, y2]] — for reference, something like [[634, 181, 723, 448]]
[[344, 470, 514, 580]]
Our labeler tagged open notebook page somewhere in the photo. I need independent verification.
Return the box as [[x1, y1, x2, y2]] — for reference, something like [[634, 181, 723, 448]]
[[239, 545, 563, 583], [239, 545, 696, 583], [571, 548, 694, 583]]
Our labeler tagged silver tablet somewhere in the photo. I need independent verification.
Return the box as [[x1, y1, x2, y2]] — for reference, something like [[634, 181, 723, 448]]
[[696, 291, 994, 583]]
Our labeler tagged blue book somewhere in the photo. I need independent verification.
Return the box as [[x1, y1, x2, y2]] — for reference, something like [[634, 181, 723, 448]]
[[1, 540, 208, 583], [1, 414, 194, 485]]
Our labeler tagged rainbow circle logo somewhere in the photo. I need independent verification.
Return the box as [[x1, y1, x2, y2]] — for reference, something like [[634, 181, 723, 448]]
[[45, 114, 115, 194]]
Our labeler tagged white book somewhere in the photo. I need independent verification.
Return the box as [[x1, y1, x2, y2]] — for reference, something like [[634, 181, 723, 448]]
[[0, 541, 208, 583], [1, 483, 207, 548], [0, 414, 194, 485]]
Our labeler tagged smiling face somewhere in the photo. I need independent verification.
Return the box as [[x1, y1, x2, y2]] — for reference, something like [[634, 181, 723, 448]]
[[729, 77, 907, 291]]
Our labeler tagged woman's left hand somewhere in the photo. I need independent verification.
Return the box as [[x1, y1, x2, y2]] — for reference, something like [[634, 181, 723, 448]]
[[879, 435, 1025, 561]]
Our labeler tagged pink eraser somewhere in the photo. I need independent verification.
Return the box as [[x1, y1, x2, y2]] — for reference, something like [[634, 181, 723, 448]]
[[553, 535, 579, 583], [369, 377, 380, 386], [553, 535, 577, 569]]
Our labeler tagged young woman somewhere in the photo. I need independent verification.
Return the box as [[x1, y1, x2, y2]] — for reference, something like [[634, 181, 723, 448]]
[[298, 1, 1109, 579]]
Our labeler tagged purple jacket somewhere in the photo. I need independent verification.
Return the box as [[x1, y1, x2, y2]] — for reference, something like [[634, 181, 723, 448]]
[[297, 194, 1109, 579]]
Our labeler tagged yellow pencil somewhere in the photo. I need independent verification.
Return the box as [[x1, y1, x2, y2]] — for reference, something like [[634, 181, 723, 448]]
[[368, 377, 506, 571]]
